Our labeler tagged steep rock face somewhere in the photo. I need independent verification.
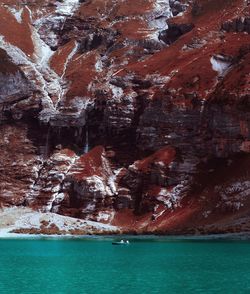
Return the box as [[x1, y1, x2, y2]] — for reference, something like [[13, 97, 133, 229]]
[[0, 123, 40, 206], [0, 0, 250, 234]]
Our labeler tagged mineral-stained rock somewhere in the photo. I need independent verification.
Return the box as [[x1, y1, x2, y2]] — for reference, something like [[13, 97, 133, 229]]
[[0, 123, 40, 206], [0, 0, 250, 234]]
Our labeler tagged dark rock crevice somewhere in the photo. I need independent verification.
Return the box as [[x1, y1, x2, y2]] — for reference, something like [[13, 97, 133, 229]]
[[159, 23, 194, 45], [222, 17, 250, 34]]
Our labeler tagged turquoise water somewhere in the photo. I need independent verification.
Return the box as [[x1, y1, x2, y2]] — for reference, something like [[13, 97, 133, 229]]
[[0, 237, 250, 294]]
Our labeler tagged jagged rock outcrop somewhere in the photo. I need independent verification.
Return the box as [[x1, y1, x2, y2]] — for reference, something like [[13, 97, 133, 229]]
[[159, 23, 194, 44], [0, 0, 250, 235], [222, 17, 250, 33]]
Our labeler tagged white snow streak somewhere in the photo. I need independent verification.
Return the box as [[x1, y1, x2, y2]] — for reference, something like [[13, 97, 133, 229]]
[[56, 0, 80, 16], [8, 7, 23, 23], [210, 55, 231, 77], [61, 41, 78, 79]]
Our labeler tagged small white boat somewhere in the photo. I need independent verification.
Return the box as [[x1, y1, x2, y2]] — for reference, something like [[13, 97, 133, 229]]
[[112, 240, 130, 245]]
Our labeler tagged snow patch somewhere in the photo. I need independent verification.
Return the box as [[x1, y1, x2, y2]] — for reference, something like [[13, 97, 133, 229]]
[[156, 181, 190, 209], [31, 26, 54, 67], [83, 203, 96, 213], [95, 57, 104, 72], [86, 176, 107, 194], [84, 127, 90, 153], [72, 97, 94, 113], [203, 210, 211, 218], [96, 211, 115, 223], [110, 84, 124, 100], [56, 0, 80, 16], [46, 42, 78, 108], [8, 7, 23, 23], [200, 99, 206, 114], [210, 55, 232, 77], [108, 168, 123, 195]]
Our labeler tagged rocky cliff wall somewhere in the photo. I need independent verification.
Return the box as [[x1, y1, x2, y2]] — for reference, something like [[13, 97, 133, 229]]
[[0, 0, 249, 234]]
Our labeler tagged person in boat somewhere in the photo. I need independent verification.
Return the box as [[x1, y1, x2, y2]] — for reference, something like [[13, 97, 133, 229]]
[[126, 240, 129, 244], [120, 240, 124, 243]]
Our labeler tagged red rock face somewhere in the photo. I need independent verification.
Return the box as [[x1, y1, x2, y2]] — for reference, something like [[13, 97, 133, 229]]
[[0, 0, 250, 234]]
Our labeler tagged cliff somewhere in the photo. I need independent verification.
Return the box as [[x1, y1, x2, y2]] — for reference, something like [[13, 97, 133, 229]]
[[0, 0, 250, 235]]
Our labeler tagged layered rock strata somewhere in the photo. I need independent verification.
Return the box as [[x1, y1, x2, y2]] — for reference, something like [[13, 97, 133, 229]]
[[0, 0, 249, 234]]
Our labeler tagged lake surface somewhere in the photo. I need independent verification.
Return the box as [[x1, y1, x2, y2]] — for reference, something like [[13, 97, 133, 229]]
[[0, 236, 250, 293]]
